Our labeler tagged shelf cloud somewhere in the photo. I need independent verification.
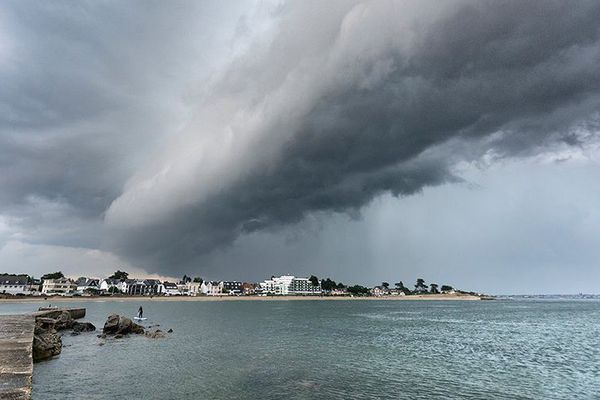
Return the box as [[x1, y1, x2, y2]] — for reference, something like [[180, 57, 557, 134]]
[[1, 0, 600, 284]]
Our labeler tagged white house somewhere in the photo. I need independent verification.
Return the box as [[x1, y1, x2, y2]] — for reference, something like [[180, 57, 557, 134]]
[[201, 281, 222, 296], [126, 279, 163, 296], [370, 286, 389, 297], [76, 278, 99, 293], [176, 283, 189, 295], [99, 278, 122, 292], [162, 281, 181, 296], [185, 281, 202, 296], [0, 274, 34, 295], [41, 278, 77, 295], [118, 279, 135, 293]]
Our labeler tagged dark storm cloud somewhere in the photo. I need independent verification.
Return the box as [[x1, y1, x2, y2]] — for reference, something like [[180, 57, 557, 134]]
[[1, 1, 600, 277], [1, 2, 150, 215], [104, 0, 600, 274], [0, 0, 244, 247]]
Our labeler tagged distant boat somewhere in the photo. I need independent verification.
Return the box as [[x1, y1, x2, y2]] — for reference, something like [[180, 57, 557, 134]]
[[134, 316, 147, 321]]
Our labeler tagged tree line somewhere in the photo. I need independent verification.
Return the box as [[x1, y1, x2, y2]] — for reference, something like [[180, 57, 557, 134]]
[[311, 276, 455, 296]]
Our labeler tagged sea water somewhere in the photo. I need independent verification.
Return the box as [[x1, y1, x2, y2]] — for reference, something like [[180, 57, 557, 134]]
[[1, 299, 599, 399]]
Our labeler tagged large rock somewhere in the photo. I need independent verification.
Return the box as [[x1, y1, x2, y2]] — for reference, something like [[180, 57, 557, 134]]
[[72, 321, 96, 333], [102, 314, 120, 333], [102, 314, 144, 335], [33, 323, 62, 362]]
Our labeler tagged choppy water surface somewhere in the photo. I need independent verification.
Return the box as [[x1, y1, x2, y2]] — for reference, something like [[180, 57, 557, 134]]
[[2, 299, 599, 399]]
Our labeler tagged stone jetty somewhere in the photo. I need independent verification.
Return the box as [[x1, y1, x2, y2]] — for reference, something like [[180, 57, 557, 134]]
[[0, 308, 85, 399]]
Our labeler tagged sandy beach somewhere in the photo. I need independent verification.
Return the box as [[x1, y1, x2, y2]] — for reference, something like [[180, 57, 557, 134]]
[[0, 293, 484, 304]]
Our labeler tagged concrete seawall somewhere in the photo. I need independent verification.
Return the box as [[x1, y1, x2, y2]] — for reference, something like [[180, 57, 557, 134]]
[[0, 308, 85, 399], [0, 315, 35, 399]]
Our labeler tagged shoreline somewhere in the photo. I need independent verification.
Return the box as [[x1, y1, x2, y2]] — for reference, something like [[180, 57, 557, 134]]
[[0, 293, 485, 304]]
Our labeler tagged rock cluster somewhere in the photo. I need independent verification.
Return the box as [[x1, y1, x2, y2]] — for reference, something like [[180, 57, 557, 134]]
[[99, 315, 174, 341], [32, 311, 96, 361], [33, 313, 173, 355]]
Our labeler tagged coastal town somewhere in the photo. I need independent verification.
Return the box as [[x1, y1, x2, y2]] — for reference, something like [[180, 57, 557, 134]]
[[0, 271, 483, 299]]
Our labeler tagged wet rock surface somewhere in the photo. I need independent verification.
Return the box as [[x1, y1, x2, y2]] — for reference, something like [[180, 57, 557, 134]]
[[32, 323, 62, 362], [102, 314, 145, 335]]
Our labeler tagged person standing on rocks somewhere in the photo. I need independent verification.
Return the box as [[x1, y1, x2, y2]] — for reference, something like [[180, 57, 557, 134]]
[[137, 306, 143, 319]]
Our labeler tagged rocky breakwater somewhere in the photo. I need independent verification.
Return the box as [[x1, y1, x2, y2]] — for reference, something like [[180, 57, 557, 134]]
[[33, 311, 96, 362]]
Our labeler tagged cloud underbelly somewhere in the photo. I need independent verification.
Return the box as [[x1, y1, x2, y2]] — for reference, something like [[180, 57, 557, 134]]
[[103, 0, 600, 271]]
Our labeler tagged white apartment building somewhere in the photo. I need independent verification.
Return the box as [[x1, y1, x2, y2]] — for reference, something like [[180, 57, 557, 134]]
[[41, 278, 77, 295], [289, 277, 321, 295], [261, 275, 294, 295], [260, 275, 321, 295]]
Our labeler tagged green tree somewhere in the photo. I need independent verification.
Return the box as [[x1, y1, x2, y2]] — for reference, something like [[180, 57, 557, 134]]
[[430, 283, 439, 294], [336, 282, 346, 290], [109, 270, 129, 280], [382, 282, 390, 289], [41, 271, 64, 281], [193, 277, 203, 284], [182, 275, 192, 284], [346, 285, 370, 296], [321, 278, 337, 292], [108, 286, 120, 294], [440, 285, 454, 292], [309, 275, 319, 286], [395, 281, 411, 295], [414, 278, 428, 294]]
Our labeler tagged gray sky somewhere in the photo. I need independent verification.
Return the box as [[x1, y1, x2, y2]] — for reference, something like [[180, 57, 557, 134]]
[[1, 0, 599, 294]]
